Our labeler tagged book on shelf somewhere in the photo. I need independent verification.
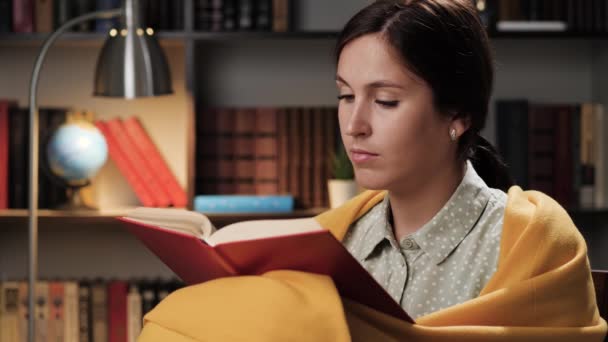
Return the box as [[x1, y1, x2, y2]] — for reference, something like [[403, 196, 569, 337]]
[[193, 194, 294, 213], [118, 207, 414, 322], [496, 100, 608, 210]]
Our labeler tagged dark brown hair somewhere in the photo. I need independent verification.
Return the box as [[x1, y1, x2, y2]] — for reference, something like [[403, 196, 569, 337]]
[[336, 0, 513, 191]]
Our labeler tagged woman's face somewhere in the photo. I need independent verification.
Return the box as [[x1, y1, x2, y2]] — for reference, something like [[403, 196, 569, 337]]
[[336, 33, 462, 192]]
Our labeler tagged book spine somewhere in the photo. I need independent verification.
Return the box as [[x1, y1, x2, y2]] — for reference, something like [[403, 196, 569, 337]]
[[35, 282, 50, 342], [528, 104, 555, 197], [311, 107, 325, 208], [108, 281, 128, 342], [0, 0, 12, 32], [554, 106, 574, 207], [94, 0, 120, 33], [48, 282, 65, 342], [90, 282, 108, 342], [63, 282, 79, 342], [0, 282, 20, 342], [9, 107, 28, 209], [287, 108, 302, 207], [53, 0, 69, 29], [78, 282, 91, 342], [276, 108, 289, 194], [17, 282, 28, 342], [193, 195, 294, 213], [122, 117, 188, 207], [254, 107, 279, 195], [272, 0, 288, 32], [580, 103, 595, 208], [95, 120, 158, 207], [237, 0, 253, 30], [12, 0, 34, 33], [300, 108, 312, 208], [233, 108, 255, 194], [254, 0, 272, 31], [495, 100, 529, 189], [126, 285, 142, 342], [34, 0, 53, 32], [0, 101, 9, 209], [594, 103, 606, 208], [222, 0, 237, 30]]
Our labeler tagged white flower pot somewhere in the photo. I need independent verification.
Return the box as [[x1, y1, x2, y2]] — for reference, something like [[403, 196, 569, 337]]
[[328, 179, 359, 208]]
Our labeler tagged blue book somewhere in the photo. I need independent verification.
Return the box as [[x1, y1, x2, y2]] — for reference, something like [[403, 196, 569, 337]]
[[95, 0, 121, 33], [193, 195, 294, 213]]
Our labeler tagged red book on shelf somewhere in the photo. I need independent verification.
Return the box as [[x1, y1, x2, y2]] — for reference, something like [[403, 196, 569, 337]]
[[117, 208, 413, 323], [108, 281, 128, 342], [106, 119, 171, 207], [0, 101, 9, 209], [95, 121, 157, 207], [12, 0, 35, 32], [122, 117, 188, 207]]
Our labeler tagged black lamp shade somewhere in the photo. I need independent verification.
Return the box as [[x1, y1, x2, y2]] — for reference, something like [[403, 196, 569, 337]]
[[93, 28, 173, 98]]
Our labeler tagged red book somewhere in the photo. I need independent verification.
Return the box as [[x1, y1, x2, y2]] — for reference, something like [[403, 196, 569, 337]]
[[108, 281, 128, 342], [118, 208, 413, 323], [122, 117, 188, 207], [48, 282, 64, 342], [95, 121, 157, 207], [0, 101, 10, 209], [106, 119, 171, 207], [12, 0, 35, 32]]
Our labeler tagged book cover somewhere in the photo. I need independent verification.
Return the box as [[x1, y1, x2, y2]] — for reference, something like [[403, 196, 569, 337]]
[[118, 215, 413, 323], [193, 194, 293, 213]]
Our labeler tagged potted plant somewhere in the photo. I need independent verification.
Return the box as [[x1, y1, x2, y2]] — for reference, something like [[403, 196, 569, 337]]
[[328, 145, 359, 208]]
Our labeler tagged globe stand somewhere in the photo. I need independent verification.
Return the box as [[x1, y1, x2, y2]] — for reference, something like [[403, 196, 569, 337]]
[[57, 184, 96, 211]]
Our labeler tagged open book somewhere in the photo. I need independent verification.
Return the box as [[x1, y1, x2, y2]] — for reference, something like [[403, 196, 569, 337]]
[[118, 207, 413, 323]]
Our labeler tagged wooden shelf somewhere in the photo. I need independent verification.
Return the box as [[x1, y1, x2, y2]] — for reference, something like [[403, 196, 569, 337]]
[[3, 30, 608, 45], [0, 208, 327, 228]]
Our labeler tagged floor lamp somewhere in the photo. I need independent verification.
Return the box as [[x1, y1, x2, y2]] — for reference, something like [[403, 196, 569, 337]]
[[27, 0, 172, 340]]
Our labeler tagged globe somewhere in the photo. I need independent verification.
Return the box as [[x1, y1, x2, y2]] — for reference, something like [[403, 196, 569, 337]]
[[46, 121, 108, 187]]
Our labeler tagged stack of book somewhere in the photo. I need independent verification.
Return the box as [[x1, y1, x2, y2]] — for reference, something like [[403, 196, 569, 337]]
[[0, 278, 183, 342], [496, 99, 608, 209], [196, 106, 338, 209], [95, 117, 188, 208], [0, 0, 185, 34], [0, 100, 68, 210], [194, 0, 291, 32]]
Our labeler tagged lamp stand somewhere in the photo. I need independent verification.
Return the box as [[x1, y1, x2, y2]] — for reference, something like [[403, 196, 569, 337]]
[[27, 8, 122, 342]]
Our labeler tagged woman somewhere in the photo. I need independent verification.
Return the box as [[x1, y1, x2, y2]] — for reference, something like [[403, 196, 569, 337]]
[[335, 0, 510, 319], [138, 1, 605, 341]]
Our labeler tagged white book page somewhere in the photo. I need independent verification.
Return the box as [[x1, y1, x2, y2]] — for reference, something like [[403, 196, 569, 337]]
[[205, 218, 324, 247], [123, 207, 215, 239]]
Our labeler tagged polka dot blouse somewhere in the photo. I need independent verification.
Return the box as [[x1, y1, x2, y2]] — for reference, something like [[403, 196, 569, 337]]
[[342, 160, 507, 319]]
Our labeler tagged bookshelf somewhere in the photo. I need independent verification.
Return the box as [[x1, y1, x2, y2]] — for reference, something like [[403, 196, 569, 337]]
[[1, 0, 608, 281]]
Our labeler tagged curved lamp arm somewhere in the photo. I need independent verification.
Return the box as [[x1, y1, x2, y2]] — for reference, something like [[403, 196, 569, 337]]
[[27, 8, 122, 342]]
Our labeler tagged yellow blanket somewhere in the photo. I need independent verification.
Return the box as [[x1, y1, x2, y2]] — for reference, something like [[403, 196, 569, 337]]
[[140, 187, 607, 341]]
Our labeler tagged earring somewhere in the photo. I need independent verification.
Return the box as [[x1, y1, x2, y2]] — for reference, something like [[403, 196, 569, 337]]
[[449, 128, 457, 141]]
